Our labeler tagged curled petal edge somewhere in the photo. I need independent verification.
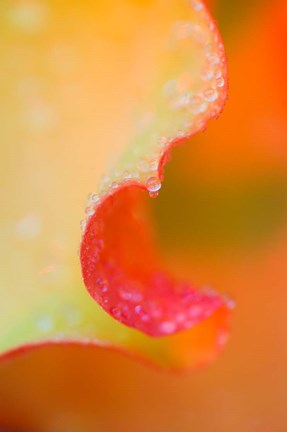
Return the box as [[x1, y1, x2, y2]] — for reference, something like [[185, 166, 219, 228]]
[[80, 1, 233, 358]]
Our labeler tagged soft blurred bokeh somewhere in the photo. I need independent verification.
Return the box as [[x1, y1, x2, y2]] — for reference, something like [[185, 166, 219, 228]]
[[1, 0, 287, 430]]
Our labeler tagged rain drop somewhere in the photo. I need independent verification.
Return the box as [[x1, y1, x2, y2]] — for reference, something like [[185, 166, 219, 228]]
[[203, 88, 218, 102], [146, 177, 161, 195]]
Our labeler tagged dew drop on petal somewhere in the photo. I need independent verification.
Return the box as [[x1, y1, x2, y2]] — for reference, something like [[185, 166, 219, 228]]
[[135, 305, 142, 314], [206, 52, 220, 66], [100, 284, 108, 293], [175, 313, 186, 324], [160, 321, 177, 334], [214, 69, 222, 79], [146, 177, 161, 195], [16, 214, 42, 239], [149, 160, 158, 171], [191, 1, 204, 12], [120, 289, 133, 301], [85, 206, 95, 217], [37, 315, 54, 333], [203, 88, 218, 102], [189, 305, 203, 318], [201, 67, 214, 81], [88, 193, 100, 204], [123, 170, 132, 180], [216, 77, 225, 88], [110, 307, 121, 319], [137, 159, 150, 173], [158, 136, 169, 148], [80, 219, 87, 232], [149, 191, 159, 199], [111, 182, 119, 189]]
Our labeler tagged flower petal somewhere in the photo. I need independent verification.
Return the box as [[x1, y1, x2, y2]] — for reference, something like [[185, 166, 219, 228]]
[[1, 0, 229, 370]]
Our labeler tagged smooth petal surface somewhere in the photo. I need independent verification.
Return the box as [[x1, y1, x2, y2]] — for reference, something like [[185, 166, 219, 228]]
[[0, 0, 229, 369]]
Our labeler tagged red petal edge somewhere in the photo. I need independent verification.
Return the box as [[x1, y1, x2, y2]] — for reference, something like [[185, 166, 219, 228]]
[[81, 146, 233, 339]]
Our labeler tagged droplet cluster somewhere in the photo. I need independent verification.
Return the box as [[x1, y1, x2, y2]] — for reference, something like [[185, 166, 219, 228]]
[[81, 160, 163, 231], [166, 22, 226, 134], [80, 0, 227, 234], [80, 0, 230, 339], [82, 240, 232, 337], [81, 186, 233, 338]]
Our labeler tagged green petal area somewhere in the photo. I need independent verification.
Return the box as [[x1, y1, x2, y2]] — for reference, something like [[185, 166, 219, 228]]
[[0, 0, 228, 369]]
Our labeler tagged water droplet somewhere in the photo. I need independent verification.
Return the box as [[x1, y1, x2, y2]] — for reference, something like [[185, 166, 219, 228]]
[[214, 69, 222, 79], [191, 1, 204, 11], [123, 170, 132, 179], [137, 159, 150, 173], [149, 191, 159, 199], [163, 79, 176, 97], [209, 22, 215, 31], [120, 289, 133, 301], [174, 21, 194, 40], [16, 214, 42, 239], [160, 321, 176, 334], [158, 136, 169, 148], [52, 332, 65, 342], [110, 307, 121, 319], [64, 306, 82, 327], [189, 305, 203, 318], [134, 305, 149, 322], [198, 101, 208, 113], [37, 315, 54, 333], [85, 206, 95, 217], [111, 181, 119, 190], [194, 2, 203, 10], [140, 313, 150, 322], [146, 177, 161, 194], [189, 95, 206, 114], [175, 313, 186, 324], [149, 160, 158, 171], [101, 175, 110, 185], [80, 219, 87, 231], [132, 292, 143, 302], [206, 53, 220, 66], [201, 67, 214, 81], [172, 93, 191, 109], [88, 193, 100, 204], [216, 77, 225, 88], [100, 285, 108, 293], [135, 305, 142, 314], [203, 88, 218, 102]]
